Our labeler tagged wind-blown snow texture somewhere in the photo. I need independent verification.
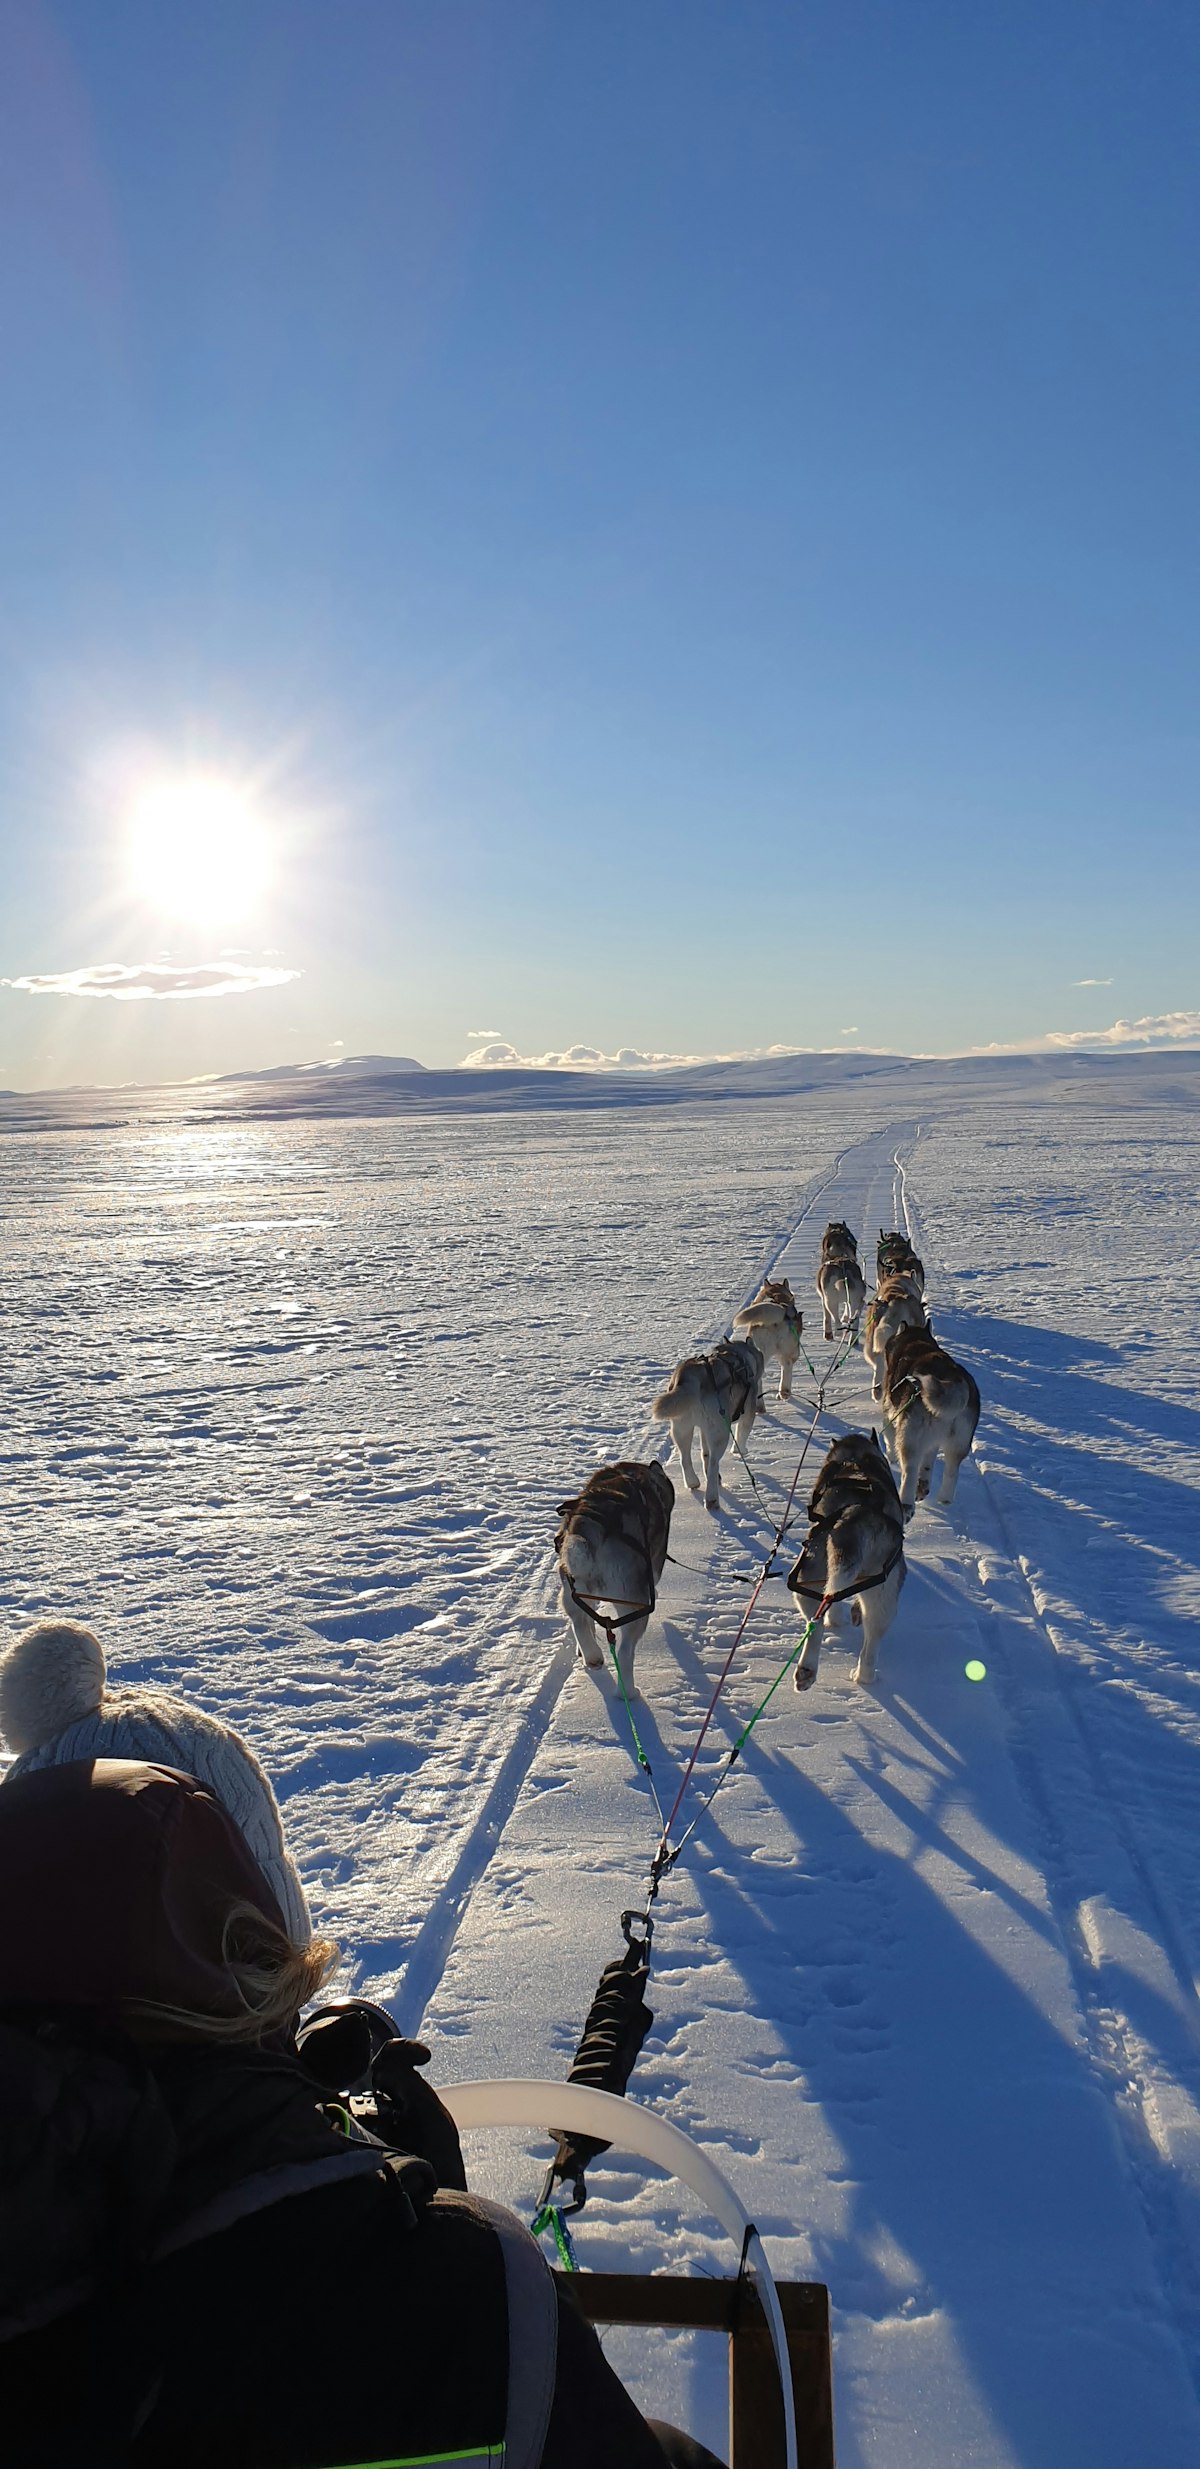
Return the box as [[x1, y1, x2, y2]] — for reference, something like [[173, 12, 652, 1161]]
[[2, 1070, 1198, 2465]]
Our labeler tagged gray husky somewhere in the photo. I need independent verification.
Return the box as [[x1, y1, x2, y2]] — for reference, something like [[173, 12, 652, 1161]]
[[732, 1277, 803, 1402], [882, 1323, 980, 1515], [555, 1459, 674, 1698], [817, 1222, 866, 1343], [787, 1431, 906, 1690], [651, 1336, 763, 1510]]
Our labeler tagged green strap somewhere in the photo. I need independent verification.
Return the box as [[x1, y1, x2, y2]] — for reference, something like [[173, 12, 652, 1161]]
[[532, 2202, 579, 2271], [668, 1615, 820, 1866], [730, 1613, 820, 1750], [328, 2448, 505, 2467], [605, 1637, 669, 1835]]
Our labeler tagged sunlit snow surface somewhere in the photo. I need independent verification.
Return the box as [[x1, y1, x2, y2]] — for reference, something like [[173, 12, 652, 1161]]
[[3, 1077, 1199, 2465]]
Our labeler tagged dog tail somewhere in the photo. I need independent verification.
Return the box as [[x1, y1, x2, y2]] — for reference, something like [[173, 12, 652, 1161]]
[[733, 1303, 775, 1334], [651, 1371, 688, 1422]]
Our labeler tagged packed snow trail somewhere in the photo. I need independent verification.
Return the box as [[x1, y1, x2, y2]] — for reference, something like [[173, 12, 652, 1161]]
[[4, 1078, 1199, 2467], [422, 1126, 1200, 2469]]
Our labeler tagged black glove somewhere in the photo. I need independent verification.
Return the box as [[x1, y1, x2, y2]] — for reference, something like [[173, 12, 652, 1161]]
[[369, 2037, 468, 2192], [296, 2000, 467, 2192]]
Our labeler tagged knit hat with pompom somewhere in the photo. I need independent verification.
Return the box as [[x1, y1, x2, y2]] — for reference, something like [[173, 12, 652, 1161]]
[[0, 1621, 310, 1946]]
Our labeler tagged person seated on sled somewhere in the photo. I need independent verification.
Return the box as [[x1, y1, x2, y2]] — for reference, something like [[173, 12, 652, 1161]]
[[0, 1759, 723, 2469]]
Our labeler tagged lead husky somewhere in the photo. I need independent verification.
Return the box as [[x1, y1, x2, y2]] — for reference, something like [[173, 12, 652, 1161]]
[[882, 1323, 980, 1515], [787, 1432, 906, 1689], [862, 1274, 928, 1403], [651, 1336, 763, 1510], [817, 1222, 866, 1343], [732, 1277, 803, 1402], [555, 1459, 674, 1698]]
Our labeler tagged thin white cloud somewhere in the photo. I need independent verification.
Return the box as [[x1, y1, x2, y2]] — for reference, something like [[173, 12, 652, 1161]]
[[1071, 977, 1113, 988], [4, 960, 301, 1002], [466, 1026, 504, 1040], [459, 1037, 848, 1072]]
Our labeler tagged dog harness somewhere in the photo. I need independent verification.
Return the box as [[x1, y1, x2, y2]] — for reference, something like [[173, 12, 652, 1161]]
[[787, 1495, 906, 1609], [558, 1510, 662, 1647]]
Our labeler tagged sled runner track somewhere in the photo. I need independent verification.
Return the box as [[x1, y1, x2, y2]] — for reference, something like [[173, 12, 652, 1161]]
[[900, 1175, 1200, 2040], [898, 1179, 1200, 2378], [388, 1131, 903, 2033]]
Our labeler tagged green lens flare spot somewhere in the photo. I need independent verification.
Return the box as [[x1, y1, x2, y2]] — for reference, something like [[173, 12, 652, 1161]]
[[964, 1659, 987, 1682]]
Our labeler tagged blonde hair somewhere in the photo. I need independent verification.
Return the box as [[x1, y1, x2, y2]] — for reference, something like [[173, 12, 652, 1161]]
[[127, 1901, 340, 2045]]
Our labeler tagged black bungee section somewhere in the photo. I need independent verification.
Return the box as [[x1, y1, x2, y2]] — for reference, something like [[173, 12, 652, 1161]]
[[538, 1913, 655, 2215]]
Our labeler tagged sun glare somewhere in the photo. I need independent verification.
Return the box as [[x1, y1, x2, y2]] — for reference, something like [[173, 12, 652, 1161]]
[[126, 776, 273, 922]]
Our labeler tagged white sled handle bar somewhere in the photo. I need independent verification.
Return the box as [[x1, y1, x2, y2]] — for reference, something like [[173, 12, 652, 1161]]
[[442, 2079, 798, 2469]]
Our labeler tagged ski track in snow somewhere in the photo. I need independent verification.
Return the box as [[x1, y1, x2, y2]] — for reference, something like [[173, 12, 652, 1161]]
[[3, 1089, 1199, 2465]]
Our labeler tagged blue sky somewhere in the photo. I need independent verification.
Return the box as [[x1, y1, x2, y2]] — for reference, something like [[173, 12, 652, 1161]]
[[0, 0, 1196, 1087]]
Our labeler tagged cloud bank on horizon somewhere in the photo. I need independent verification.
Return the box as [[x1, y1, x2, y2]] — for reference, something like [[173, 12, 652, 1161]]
[[971, 1009, 1200, 1056], [459, 1037, 828, 1071], [4, 960, 301, 1002], [463, 1012, 1200, 1072]]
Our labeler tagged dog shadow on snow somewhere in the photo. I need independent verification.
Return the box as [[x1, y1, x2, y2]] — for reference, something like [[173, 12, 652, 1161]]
[[935, 1303, 1200, 1569], [590, 1540, 1200, 2467]]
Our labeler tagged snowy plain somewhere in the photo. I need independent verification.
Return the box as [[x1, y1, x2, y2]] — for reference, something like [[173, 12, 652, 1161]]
[[2, 1055, 1198, 2466]]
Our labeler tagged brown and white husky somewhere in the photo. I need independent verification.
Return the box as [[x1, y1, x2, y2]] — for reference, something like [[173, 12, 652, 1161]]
[[787, 1431, 906, 1690], [862, 1274, 927, 1402], [651, 1337, 763, 1510], [817, 1223, 866, 1343], [732, 1277, 803, 1402], [555, 1459, 674, 1698], [882, 1323, 980, 1515]]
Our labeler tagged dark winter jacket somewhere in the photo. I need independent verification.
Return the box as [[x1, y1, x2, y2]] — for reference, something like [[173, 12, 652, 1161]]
[[0, 1762, 686, 2469], [0, 2023, 673, 2469]]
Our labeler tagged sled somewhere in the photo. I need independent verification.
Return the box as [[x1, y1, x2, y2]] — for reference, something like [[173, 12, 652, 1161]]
[[443, 2080, 835, 2469], [558, 2268, 832, 2469]]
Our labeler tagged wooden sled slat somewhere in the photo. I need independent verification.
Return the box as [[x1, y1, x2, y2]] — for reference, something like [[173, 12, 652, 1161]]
[[554, 2271, 834, 2469]]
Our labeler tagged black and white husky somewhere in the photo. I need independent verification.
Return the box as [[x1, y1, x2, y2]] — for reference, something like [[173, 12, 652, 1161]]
[[732, 1277, 803, 1402], [651, 1336, 763, 1510], [787, 1432, 906, 1690], [817, 1222, 866, 1343], [555, 1459, 674, 1697], [882, 1323, 980, 1515]]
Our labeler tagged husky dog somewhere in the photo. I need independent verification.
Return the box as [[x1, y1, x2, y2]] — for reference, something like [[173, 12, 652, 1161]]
[[821, 1221, 857, 1261], [882, 1323, 980, 1515], [555, 1459, 674, 1697], [732, 1277, 803, 1403], [817, 1223, 866, 1343], [651, 1337, 763, 1510], [877, 1229, 925, 1291], [787, 1432, 906, 1690], [862, 1274, 928, 1403]]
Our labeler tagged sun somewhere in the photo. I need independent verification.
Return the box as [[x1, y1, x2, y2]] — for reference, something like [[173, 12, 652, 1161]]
[[126, 776, 273, 922]]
